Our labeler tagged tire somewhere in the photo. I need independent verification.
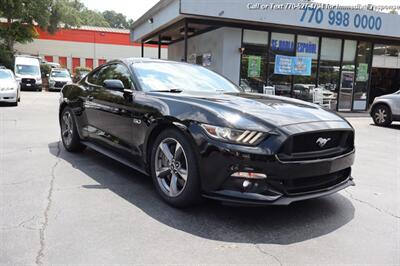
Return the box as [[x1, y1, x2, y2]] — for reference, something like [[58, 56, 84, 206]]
[[150, 128, 201, 208], [60, 107, 86, 152], [372, 104, 392, 126]]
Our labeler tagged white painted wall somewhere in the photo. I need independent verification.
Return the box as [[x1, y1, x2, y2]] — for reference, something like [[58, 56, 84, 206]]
[[168, 27, 242, 84], [15, 39, 168, 70]]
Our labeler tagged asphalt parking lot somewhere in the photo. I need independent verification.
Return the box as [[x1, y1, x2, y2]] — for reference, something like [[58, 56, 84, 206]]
[[1, 92, 399, 265]]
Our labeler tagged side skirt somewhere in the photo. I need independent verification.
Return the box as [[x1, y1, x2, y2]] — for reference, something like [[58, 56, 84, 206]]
[[81, 141, 149, 176]]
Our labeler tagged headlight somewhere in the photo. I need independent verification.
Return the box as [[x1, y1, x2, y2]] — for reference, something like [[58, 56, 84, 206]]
[[201, 124, 265, 145]]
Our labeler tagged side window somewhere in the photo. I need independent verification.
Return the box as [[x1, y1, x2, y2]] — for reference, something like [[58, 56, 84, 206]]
[[112, 64, 133, 89], [87, 68, 103, 85], [87, 64, 134, 90]]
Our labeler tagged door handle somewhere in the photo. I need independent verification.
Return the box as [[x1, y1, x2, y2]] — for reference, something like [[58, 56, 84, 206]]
[[86, 96, 94, 101]]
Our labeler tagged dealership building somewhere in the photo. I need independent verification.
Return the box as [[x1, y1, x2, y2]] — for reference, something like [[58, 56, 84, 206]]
[[14, 26, 167, 73], [131, 0, 400, 111]]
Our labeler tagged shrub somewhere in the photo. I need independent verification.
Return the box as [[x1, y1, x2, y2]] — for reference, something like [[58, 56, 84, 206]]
[[75, 66, 92, 75], [0, 45, 14, 69], [40, 63, 52, 78]]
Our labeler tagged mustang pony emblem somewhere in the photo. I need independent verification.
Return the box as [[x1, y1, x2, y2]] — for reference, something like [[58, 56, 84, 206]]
[[316, 137, 331, 148]]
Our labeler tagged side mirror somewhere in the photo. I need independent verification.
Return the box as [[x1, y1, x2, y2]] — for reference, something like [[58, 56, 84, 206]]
[[103, 79, 125, 91]]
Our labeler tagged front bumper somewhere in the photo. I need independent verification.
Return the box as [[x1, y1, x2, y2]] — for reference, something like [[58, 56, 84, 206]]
[[204, 175, 355, 206], [188, 123, 355, 205], [0, 91, 18, 103], [20, 83, 41, 90]]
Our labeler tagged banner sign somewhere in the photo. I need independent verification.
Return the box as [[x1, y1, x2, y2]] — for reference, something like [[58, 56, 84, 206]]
[[356, 63, 369, 82], [274, 55, 312, 76], [247, 55, 261, 78]]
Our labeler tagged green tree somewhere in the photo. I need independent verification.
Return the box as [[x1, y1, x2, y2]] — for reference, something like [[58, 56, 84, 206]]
[[389, 9, 398, 15], [0, 0, 53, 52], [80, 9, 110, 27], [102, 10, 129, 29]]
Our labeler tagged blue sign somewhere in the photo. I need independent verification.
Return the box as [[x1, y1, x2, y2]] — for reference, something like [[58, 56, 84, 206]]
[[271, 39, 295, 52], [297, 42, 317, 54], [274, 55, 312, 76]]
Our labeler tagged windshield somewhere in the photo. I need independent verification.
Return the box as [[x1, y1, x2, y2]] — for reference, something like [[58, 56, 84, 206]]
[[0, 70, 13, 80], [15, 64, 40, 76], [133, 62, 241, 93], [51, 70, 70, 78]]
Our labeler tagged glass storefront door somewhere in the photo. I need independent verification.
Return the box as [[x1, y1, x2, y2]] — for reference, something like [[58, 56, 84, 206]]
[[338, 71, 355, 111], [338, 40, 357, 111]]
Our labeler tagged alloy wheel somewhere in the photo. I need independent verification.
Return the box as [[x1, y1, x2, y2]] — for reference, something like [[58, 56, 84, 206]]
[[375, 108, 387, 124], [61, 111, 73, 146], [155, 138, 188, 197]]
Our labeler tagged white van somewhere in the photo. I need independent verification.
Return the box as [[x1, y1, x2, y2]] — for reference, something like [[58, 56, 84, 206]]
[[14, 56, 42, 91]]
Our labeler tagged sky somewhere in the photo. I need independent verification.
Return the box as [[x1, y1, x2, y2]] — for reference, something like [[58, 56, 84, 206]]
[[81, 0, 160, 20], [81, 0, 399, 21]]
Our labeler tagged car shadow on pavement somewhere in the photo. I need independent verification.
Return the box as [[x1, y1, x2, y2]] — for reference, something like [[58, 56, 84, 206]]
[[0, 103, 17, 107], [370, 123, 400, 130], [48, 141, 355, 245]]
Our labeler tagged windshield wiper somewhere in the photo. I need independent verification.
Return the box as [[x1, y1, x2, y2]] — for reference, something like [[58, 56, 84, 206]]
[[151, 89, 183, 93]]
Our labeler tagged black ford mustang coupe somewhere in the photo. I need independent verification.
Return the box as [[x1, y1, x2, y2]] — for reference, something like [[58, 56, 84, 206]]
[[59, 58, 355, 207]]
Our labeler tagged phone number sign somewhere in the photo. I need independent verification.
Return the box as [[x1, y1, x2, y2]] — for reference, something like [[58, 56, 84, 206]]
[[300, 8, 382, 31]]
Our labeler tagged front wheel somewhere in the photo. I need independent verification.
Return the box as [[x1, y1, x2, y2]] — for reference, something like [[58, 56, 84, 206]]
[[372, 104, 392, 126], [150, 128, 201, 208], [60, 107, 86, 152]]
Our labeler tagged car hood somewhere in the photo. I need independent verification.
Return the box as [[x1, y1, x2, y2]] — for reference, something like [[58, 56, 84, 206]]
[[0, 80, 18, 88], [150, 91, 345, 129], [50, 77, 72, 82], [15, 74, 40, 79]]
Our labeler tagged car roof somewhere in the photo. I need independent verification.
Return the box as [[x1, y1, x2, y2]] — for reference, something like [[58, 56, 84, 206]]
[[115, 58, 182, 65], [51, 68, 68, 72]]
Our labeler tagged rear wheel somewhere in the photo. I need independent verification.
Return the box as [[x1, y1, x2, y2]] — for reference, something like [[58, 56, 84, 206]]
[[372, 104, 392, 126], [60, 107, 86, 152], [150, 128, 201, 207]]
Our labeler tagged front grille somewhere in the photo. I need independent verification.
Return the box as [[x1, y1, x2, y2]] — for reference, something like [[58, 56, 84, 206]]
[[54, 81, 66, 88], [21, 78, 36, 85], [278, 130, 354, 161], [268, 168, 351, 195]]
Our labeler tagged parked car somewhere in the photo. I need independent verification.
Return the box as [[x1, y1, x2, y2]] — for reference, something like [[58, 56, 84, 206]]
[[0, 68, 20, 106], [14, 56, 42, 91], [48, 68, 72, 91], [370, 90, 400, 126], [59, 58, 355, 207]]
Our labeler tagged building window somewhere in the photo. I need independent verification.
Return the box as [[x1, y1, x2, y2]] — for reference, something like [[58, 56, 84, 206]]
[[371, 44, 400, 102], [318, 37, 342, 110], [293, 35, 319, 103], [268, 32, 295, 97], [240, 30, 269, 93]]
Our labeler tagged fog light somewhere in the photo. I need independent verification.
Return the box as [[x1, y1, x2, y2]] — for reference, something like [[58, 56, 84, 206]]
[[231, 172, 267, 179]]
